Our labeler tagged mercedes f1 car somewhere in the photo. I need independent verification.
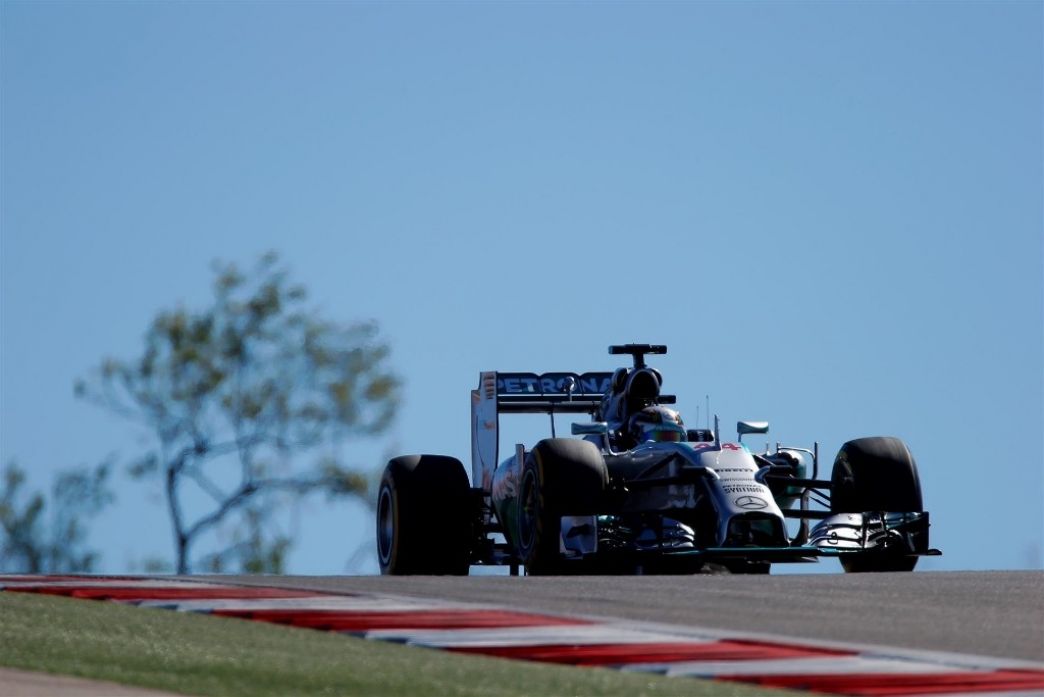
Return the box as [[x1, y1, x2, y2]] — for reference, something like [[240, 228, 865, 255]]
[[377, 344, 940, 575]]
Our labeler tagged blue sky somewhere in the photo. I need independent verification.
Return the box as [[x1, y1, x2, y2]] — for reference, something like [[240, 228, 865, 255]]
[[2, 1, 1041, 574]]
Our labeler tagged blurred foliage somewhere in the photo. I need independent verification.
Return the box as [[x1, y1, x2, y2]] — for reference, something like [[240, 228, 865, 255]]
[[76, 252, 401, 574], [199, 507, 291, 574], [0, 460, 114, 573]]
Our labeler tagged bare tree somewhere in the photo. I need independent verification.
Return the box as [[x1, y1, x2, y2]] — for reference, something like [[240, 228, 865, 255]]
[[77, 253, 400, 574]]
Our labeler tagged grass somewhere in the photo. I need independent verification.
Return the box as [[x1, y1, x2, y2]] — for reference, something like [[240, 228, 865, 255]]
[[0, 590, 799, 696]]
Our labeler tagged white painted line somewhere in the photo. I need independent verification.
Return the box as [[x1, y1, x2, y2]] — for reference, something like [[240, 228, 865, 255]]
[[0, 579, 228, 590], [135, 597, 448, 612], [368, 623, 710, 648], [622, 655, 973, 677], [926, 692, 1044, 697]]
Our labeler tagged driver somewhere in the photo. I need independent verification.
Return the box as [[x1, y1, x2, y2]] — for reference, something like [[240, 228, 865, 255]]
[[628, 406, 687, 444]]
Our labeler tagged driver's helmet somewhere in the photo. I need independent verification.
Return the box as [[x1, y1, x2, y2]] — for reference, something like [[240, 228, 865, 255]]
[[629, 406, 686, 443]]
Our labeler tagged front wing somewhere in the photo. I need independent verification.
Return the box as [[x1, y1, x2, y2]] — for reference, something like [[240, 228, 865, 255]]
[[556, 511, 939, 565]]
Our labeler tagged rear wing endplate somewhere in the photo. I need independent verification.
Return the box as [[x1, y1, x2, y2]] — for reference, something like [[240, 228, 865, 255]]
[[471, 371, 611, 491]]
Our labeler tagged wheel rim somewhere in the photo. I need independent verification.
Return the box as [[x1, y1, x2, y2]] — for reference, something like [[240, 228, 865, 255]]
[[518, 468, 538, 552], [377, 486, 394, 566]]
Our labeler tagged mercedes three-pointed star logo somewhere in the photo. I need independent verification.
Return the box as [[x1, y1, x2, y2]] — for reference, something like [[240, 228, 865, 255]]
[[734, 496, 768, 510]]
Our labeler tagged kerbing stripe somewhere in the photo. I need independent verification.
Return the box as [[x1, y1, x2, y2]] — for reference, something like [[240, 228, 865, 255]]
[[446, 639, 853, 666], [211, 608, 593, 632], [725, 669, 1044, 695], [4, 585, 317, 601], [0, 576, 159, 585]]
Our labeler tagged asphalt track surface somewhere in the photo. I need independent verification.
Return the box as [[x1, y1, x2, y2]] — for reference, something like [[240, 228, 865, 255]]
[[211, 571, 1044, 663]]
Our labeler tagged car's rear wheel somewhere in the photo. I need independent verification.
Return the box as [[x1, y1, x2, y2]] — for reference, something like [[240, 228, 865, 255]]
[[830, 436, 923, 573], [377, 454, 472, 575], [517, 438, 608, 575]]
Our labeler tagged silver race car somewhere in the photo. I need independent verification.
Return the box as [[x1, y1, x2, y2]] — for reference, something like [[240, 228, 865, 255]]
[[377, 344, 939, 575]]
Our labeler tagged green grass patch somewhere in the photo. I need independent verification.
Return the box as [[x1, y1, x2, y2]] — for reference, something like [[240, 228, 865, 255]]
[[0, 591, 796, 696]]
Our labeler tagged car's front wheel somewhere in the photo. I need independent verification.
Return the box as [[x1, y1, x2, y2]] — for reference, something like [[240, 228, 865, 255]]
[[517, 438, 607, 575], [830, 436, 923, 573]]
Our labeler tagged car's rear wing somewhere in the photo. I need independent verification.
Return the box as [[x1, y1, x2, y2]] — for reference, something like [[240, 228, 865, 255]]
[[491, 372, 614, 413], [471, 371, 612, 491]]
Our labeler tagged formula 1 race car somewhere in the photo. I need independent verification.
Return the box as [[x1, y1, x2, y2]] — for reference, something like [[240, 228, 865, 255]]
[[376, 344, 940, 575]]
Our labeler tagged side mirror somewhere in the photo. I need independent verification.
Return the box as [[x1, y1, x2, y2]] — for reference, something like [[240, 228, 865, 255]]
[[572, 422, 609, 436], [737, 420, 769, 442]]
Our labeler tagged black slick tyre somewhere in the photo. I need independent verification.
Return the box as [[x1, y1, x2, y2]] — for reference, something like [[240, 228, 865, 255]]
[[376, 454, 472, 575], [517, 438, 608, 575], [830, 436, 923, 573]]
